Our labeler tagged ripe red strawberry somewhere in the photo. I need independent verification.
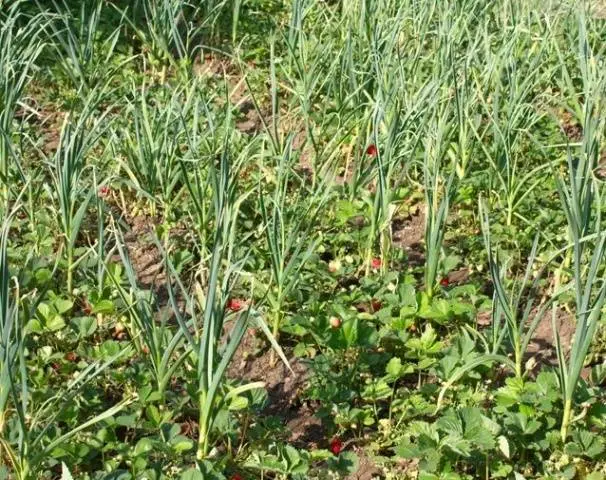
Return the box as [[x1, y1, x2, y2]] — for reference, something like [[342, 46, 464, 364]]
[[227, 298, 244, 312], [440, 277, 450, 287], [366, 144, 378, 157], [231, 474, 244, 480], [98, 186, 110, 199], [371, 257, 381, 269], [65, 352, 78, 362], [82, 300, 93, 316], [371, 299, 382, 312], [330, 437, 343, 455]]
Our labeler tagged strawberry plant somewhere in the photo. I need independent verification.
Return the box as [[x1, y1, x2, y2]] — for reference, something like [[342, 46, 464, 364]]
[[2, 0, 606, 478]]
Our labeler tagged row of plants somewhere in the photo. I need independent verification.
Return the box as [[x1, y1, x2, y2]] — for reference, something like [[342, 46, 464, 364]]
[[1, 0, 606, 478]]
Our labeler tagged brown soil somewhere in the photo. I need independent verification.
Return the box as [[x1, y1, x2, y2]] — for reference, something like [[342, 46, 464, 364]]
[[476, 309, 492, 327], [116, 208, 331, 454], [345, 448, 381, 480], [193, 53, 267, 135], [19, 83, 64, 155], [447, 267, 472, 285], [559, 110, 582, 143], [226, 328, 327, 447], [227, 331, 307, 411], [226, 327, 383, 478], [593, 1, 606, 18], [553, 107, 606, 179], [34, 105, 64, 154], [122, 213, 166, 288], [527, 306, 576, 366], [476, 304, 577, 370], [392, 203, 425, 267]]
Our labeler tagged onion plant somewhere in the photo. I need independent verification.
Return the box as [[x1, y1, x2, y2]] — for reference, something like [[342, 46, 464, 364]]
[[109, 224, 190, 402], [177, 78, 256, 255], [139, 0, 188, 66], [259, 136, 332, 364], [555, 155, 606, 441], [119, 0, 205, 81], [47, 89, 110, 295], [0, 3, 45, 204], [422, 106, 457, 300], [281, 14, 349, 180], [450, 59, 480, 180], [241, 45, 334, 358], [177, 84, 224, 257], [0, 209, 17, 441], [479, 200, 564, 378], [359, 19, 434, 275], [471, 25, 553, 227], [126, 0, 183, 76], [368, 84, 434, 277], [117, 82, 191, 220], [361, 102, 403, 276], [40, 0, 125, 93], [90, 170, 110, 328], [553, 16, 606, 442], [165, 133, 289, 461]]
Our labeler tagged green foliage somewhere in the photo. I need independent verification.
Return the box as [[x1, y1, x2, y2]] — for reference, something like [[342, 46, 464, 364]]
[[2, 0, 606, 478]]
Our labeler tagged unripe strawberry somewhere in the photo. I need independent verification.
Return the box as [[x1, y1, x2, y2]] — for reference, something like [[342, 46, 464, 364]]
[[328, 259, 342, 273]]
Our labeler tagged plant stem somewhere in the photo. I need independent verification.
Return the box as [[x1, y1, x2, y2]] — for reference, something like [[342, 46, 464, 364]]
[[160, 63, 167, 85], [269, 302, 282, 367], [364, 244, 372, 277], [364, 219, 376, 277], [380, 228, 390, 276], [514, 341, 522, 378], [506, 197, 513, 226], [485, 453, 489, 480], [197, 391, 209, 460], [66, 245, 73, 295], [561, 398, 572, 442], [236, 412, 250, 456]]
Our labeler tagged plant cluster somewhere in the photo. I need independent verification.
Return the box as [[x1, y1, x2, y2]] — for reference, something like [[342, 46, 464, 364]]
[[1, 0, 606, 479]]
